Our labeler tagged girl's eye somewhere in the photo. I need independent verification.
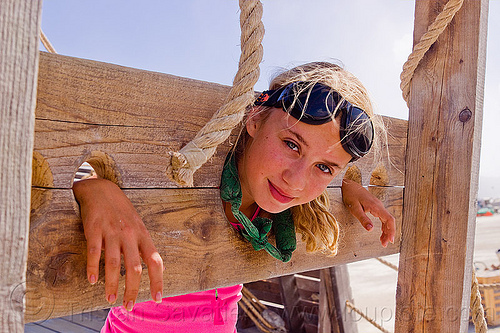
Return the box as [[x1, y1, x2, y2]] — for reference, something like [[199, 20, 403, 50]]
[[285, 140, 299, 152], [316, 163, 332, 174]]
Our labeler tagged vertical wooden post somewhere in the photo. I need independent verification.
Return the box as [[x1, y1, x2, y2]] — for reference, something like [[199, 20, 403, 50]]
[[279, 274, 305, 333], [395, 0, 488, 332], [319, 266, 358, 333], [0, 0, 42, 331]]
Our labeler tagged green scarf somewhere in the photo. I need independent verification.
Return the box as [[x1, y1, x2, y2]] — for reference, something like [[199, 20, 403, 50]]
[[220, 153, 296, 262]]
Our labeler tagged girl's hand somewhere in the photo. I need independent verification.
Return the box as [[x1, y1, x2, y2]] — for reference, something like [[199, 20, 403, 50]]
[[341, 178, 396, 247], [72, 178, 164, 310]]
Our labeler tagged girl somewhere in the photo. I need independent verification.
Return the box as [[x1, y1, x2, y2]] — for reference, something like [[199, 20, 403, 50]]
[[73, 61, 395, 332]]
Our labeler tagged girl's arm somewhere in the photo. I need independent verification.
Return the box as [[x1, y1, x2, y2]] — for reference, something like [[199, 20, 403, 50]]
[[341, 178, 396, 247], [72, 178, 164, 310]]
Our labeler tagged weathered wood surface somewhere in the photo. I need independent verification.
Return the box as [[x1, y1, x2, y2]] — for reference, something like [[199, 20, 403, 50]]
[[319, 266, 358, 333], [27, 187, 402, 322], [29, 52, 406, 322], [280, 274, 310, 333], [395, 0, 488, 332], [0, 1, 42, 331], [35, 52, 407, 189]]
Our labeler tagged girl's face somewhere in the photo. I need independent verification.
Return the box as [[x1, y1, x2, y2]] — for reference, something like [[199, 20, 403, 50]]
[[239, 107, 352, 214]]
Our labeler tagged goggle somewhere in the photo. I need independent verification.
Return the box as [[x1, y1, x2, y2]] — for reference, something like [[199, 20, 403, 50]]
[[254, 81, 374, 161]]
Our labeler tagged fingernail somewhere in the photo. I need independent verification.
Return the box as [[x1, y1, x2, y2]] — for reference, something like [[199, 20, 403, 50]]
[[126, 301, 134, 311], [108, 294, 116, 304], [366, 223, 373, 231], [89, 274, 96, 285], [391, 236, 395, 243], [155, 292, 162, 303]]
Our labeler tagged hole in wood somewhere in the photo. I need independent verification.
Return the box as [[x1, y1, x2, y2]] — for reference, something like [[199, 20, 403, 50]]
[[343, 165, 362, 184], [76, 151, 122, 186], [369, 163, 389, 200], [32, 151, 54, 187], [73, 162, 97, 182]]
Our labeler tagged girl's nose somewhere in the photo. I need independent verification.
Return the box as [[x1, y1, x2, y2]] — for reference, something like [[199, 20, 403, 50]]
[[282, 162, 307, 191]]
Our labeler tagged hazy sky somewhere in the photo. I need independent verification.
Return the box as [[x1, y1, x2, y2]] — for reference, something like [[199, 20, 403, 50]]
[[40, 0, 499, 197]]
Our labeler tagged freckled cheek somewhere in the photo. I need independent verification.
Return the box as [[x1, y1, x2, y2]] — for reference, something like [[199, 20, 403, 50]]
[[304, 180, 330, 200]]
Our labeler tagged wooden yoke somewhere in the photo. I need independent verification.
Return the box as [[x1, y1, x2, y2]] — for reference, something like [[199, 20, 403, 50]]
[[28, 52, 407, 322]]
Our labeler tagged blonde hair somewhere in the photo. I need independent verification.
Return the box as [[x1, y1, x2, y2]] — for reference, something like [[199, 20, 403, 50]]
[[241, 61, 379, 256]]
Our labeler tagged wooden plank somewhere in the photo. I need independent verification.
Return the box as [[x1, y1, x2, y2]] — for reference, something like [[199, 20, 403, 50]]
[[34, 52, 407, 189], [279, 274, 305, 333], [395, 0, 488, 332], [295, 275, 320, 293], [24, 323, 57, 333], [0, 1, 42, 332], [32, 318, 98, 333], [299, 270, 321, 279], [244, 280, 283, 304], [26, 186, 402, 322], [319, 266, 358, 333]]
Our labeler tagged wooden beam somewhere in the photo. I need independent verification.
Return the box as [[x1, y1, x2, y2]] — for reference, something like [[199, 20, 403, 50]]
[[319, 266, 358, 333], [0, 0, 42, 331], [395, 0, 488, 332], [28, 52, 406, 321], [27, 187, 402, 322], [279, 274, 306, 333], [35, 52, 407, 189]]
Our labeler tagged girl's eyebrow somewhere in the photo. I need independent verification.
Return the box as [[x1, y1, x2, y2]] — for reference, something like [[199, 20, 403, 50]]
[[287, 129, 342, 168], [287, 129, 309, 148]]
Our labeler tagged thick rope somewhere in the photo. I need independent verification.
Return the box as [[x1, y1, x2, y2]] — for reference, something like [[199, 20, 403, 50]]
[[470, 270, 488, 333], [40, 29, 57, 54], [375, 257, 398, 272], [167, 0, 264, 186], [345, 300, 390, 333], [400, 0, 464, 105], [478, 281, 500, 289], [239, 301, 272, 333]]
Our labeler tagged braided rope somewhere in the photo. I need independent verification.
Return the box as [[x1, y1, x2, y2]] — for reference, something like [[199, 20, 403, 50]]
[[400, 0, 464, 105], [40, 29, 57, 54], [239, 300, 272, 333], [376, 257, 398, 272], [167, 0, 264, 186], [345, 300, 390, 333], [470, 270, 488, 333], [478, 281, 500, 290]]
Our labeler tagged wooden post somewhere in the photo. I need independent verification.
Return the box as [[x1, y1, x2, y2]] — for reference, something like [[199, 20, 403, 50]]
[[395, 0, 488, 332], [279, 274, 306, 333], [319, 266, 358, 333], [0, 0, 42, 331]]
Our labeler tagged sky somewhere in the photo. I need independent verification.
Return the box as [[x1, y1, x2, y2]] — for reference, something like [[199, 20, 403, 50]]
[[40, 0, 499, 198]]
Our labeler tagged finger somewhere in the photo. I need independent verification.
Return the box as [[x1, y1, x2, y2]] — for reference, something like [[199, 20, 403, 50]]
[[368, 205, 396, 247], [140, 240, 164, 303], [122, 241, 143, 311], [104, 237, 121, 305], [86, 232, 103, 285], [348, 201, 374, 231]]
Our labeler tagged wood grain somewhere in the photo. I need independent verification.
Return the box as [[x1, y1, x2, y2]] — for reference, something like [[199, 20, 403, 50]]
[[395, 0, 488, 332], [26, 187, 402, 322], [319, 266, 358, 333], [35, 52, 407, 189], [0, 1, 42, 331], [31, 51, 407, 322]]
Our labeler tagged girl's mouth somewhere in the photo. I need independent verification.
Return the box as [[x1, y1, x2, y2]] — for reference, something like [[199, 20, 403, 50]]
[[268, 181, 294, 204]]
